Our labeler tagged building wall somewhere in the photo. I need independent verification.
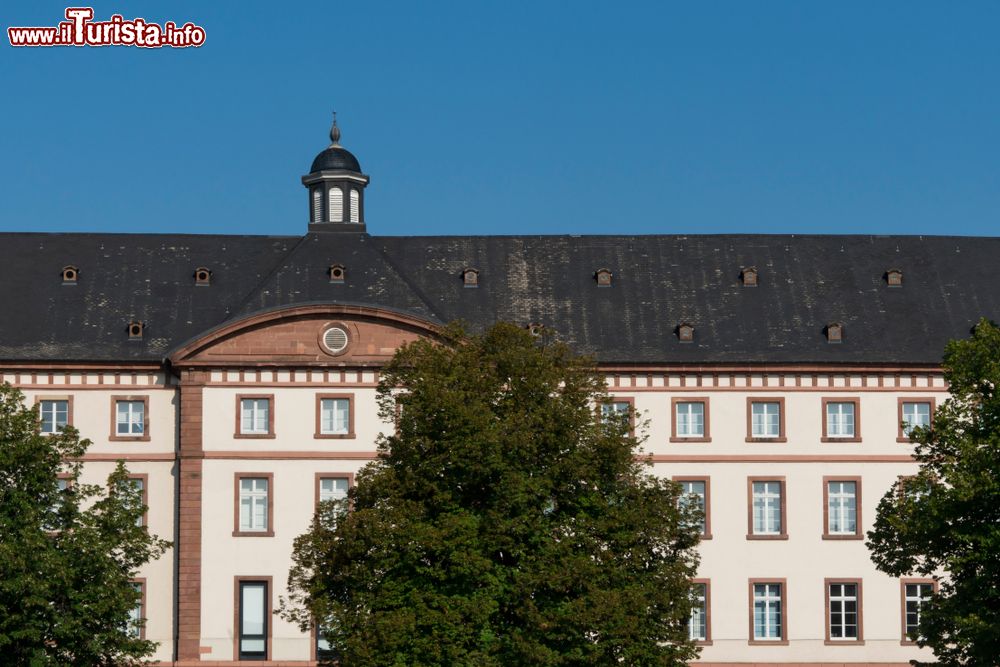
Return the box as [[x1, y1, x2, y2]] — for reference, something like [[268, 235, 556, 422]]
[[1, 362, 942, 665]]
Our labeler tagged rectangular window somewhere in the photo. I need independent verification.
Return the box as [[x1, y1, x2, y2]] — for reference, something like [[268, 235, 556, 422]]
[[236, 476, 272, 536], [827, 580, 862, 642], [825, 401, 856, 438], [236, 395, 274, 437], [751, 582, 784, 642], [129, 476, 147, 527], [747, 399, 784, 440], [127, 580, 144, 639], [238, 580, 268, 660], [675, 478, 710, 537], [600, 398, 634, 435], [116, 400, 145, 436], [39, 399, 69, 434], [824, 478, 860, 538], [316, 625, 337, 662], [671, 398, 710, 442], [899, 400, 934, 441], [903, 581, 934, 643], [749, 479, 786, 538], [689, 581, 709, 643], [318, 477, 349, 505], [316, 394, 354, 437], [46, 477, 70, 531]]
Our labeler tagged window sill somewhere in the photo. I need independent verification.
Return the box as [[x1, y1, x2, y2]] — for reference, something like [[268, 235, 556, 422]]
[[314, 433, 356, 439], [745, 437, 787, 443], [694, 640, 713, 646], [234, 433, 276, 439], [821, 437, 862, 443], [110, 435, 151, 442], [825, 639, 865, 646], [670, 437, 711, 443], [748, 639, 788, 646], [699, 533, 713, 540], [822, 533, 863, 540], [746, 534, 788, 540], [232, 530, 275, 538], [896, 437, 915, 443]]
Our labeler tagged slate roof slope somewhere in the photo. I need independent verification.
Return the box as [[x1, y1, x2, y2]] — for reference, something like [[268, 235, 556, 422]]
[[1, 232, 998, 365], [0, 233, 300, 362]]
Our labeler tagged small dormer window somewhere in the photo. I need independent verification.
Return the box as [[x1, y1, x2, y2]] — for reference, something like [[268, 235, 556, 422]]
[[678, 323, 695, 343], [826, 322, 843, 343], [127, 321, 145, 340], [194, 267, 212, 286], [886, 269, 903, 287], [62, 265, 79, 284], [741, 266, 759, 287], [329, 264, 346, 283], [595, 268, 613, 287], [462, 268, 479, 288], [527, 322, 545, 336]]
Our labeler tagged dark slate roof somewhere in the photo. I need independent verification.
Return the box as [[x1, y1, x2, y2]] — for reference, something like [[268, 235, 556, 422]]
[[1, 232, 998, 365], [309, 146, 362, 174]]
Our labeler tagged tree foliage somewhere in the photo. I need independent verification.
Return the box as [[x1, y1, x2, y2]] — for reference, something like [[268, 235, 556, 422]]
[[282, 322, 702, 666], [0, 383, 171, 666], [867, 318, 1000, 666]]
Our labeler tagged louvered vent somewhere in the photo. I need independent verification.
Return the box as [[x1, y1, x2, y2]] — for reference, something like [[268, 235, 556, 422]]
[[349, 189, 360, 223], [312, 188, 322, 222], [322, 326, 349, 354], [328, 188, 343, 222]]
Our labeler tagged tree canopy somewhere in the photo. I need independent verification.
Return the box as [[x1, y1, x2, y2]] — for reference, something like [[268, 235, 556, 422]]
[[867, 318, 1000, 665], [282, 322, 702, 666], [0, 383, 171, 666]]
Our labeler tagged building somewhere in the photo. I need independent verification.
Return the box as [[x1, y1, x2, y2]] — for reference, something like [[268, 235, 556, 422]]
[[3, 118, 998, 665]]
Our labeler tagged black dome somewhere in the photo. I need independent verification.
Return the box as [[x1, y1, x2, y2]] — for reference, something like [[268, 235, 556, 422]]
[[310, 146, 361, 173]]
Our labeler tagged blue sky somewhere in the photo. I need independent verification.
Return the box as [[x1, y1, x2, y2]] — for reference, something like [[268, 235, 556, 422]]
[[2, 1, 998, 237]]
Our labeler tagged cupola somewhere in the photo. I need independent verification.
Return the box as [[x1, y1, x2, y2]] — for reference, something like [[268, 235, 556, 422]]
[[302, 113, 370, 233]]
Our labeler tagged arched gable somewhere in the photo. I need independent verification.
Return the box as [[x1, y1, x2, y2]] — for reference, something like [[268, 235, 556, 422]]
[[168, 304, 440, 368]]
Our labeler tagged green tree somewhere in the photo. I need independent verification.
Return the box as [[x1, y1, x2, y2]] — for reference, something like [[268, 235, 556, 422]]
[[281, 322, 702, 666], [0, 383, 171, 666], [867, 318, 1000, 665]]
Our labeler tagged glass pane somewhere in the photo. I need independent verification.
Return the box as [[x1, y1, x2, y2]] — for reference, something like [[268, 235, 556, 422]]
[[241, 583, 265, 635]]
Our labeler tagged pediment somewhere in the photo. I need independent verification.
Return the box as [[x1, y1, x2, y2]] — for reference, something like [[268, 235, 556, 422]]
[[169, 305, 438, 366]]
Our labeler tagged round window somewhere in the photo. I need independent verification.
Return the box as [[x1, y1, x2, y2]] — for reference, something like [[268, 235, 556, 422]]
[[322, 326, 349, 354]]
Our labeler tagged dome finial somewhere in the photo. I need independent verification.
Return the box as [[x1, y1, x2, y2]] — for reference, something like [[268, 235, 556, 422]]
[[329, 111, 341, 146]]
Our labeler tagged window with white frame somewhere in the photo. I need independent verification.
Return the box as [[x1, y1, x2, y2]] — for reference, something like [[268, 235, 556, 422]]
[[828, 582, 859, 640], [129, 477, 145, 527], [678, 480, 707, 535], [689, 582, 707, 641], [319, 398, 350, 435], [127, 581, 143, 639], [318, 477, 349, 505], [826, 402, 856, 438], [240, 398, 270, 435], [752, 481, 782, 535], [239, 581, 268, 659], [39, 399, 69, 434], [751, 402, 780, 438], [45, 478, 70, 530], [238, 478, 269, 533], [675, 401, 705, 437], [600, 401, 631, 429], [904, 582, 933, 640], [752, 583, 783, 640], [827, 480, 857, 535], [116, 400, 145, 436], [317, 625, 337, 661], [902, 402, 932, 437]]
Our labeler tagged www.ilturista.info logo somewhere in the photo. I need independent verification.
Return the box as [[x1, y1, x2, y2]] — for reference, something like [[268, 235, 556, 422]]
[[8, 7, 206, 48]]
